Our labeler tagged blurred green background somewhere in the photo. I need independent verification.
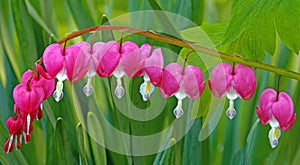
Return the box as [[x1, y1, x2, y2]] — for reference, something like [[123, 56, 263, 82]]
[[1, 0, 300, 164]]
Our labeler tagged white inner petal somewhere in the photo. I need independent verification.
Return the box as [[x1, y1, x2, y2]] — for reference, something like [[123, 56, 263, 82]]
[[53, 80, 64, 102], [114, 78, 125, 99], [175, 87, 187, 100], [113, 64, 125, 79], [139, 80, 155, 101], [226, 86, 238, 100], [143, 74, 150, 81], [86, 68, 96, 78], [226, 99, 236, 120], [269, 117, 280, 128], [56, 67, 68, 81], [268, 127, 281, 148], [173, 99, 184, 119], [83, 77, 94, 97]]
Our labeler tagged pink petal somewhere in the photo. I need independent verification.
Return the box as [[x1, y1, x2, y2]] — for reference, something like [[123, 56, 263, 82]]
[[233, 64, 256, 100], [6, 117, 24, 135], [119, 41, 141, 77], [272, 92, 295, 130], [208, 62, 232, 98], [133, 43, 151, 77], [257, 88, 277, 124], [36, 64, 54, 79], [13, 84, 44, 114], [21, 70, 55, 100], [159, 63, 182, 97], [256, 106, 269, 125], [90, 42, 106, 72], [21, 70, 36, 84], [43, 43, 64, 77], [97, 41, 121, 77], [74, 42, 92, 76], [64, 45, 83, 81], [144, 48, 164, 85], [140, 43, 152, 59], [183, 65, 205, 100]]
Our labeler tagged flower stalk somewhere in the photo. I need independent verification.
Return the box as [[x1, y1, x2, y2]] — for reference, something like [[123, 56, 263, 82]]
[[54, 25, 300, 81]]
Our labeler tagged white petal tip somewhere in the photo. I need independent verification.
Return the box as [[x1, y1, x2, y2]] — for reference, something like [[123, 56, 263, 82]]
[[83, 85, 94, 97], [226, 100, 236, 119], [226, 109, 236, 120], [270, 139, 278, 148], [53, 91, 63, 102], [139, 81, 155, 102], [173, 109, 184, 119], [115, 86, 125, 99]]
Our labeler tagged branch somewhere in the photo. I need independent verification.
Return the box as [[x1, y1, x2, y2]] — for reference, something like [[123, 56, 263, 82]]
[[57, 25, 300, 81]]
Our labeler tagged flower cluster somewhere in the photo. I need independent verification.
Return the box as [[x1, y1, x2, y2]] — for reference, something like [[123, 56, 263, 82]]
[[4, 70, 55, 153], [4, 38, 296, 152]]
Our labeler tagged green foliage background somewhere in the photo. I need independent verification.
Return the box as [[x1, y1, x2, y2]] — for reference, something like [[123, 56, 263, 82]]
[[0, 0, 300, 164]]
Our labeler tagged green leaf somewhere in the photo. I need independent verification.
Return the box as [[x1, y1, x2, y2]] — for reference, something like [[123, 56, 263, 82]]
[[231, 119, 259, 164], [55, 117, 73, 165], [154, 138, 176, 165], [87, 111, 107, 165], [0, 39, 7, 86], [11, 0, 38, 69], [66, 0, 96, 29], [99, 14, 115, 42], [181, 118, 201, 164], [24, 0, 59, 41], [147, 0, 180, 37], [223, 0, 300, 61], [199, 97, 225, 141], [76, 123, 88, 165]]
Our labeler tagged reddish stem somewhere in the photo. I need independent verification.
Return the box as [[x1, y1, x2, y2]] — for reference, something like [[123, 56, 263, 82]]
[[52, 25, 300, 81], [232, 62, 236, 75], [25, 58, 43, 90], [118, 32, 124, 54], [149, 38, 155, 56], [62, 41, 67, 56], [182, 51, 194, 71], [276, 75, 281, 101]]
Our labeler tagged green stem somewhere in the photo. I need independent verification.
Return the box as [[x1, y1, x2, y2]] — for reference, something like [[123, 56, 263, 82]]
[[56, 25, 300, 81]]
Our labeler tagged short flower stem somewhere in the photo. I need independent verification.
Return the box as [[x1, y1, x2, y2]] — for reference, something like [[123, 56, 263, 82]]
[[183, 51, 194, 70], [276, 75, 281, 101], [55, 25, 300, 81], [26, 58, 43, 89]]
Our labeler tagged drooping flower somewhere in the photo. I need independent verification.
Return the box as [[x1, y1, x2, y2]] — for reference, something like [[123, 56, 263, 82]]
[[75, 41, 107, 96], [4, 117, 23, 153], [256, 88, 296, 148], [135, 43, 164, 101], [41, 43, 83, 102], [13, 83, 44, 137], [20, 70, 54, 120], [159, 63, 205, 118], [96, 41, 141, 99], [21, 70, 55, 100], [208, 62, 256, 119]]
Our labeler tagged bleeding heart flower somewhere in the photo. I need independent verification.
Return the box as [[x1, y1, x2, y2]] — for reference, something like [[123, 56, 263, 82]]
[[96, 40, 140, 99], [135, 43, 164, 101], [42, 43, 82, 102], [13, 84, 44, 114], [256, 88, 296, 148], [13, 83, 44, 138], [4, 117, 23, 153], [159, 63, 205, 118], [21, 70, 55, 100], [76, 41, 111, 97], [208, 62, 256, 119]]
